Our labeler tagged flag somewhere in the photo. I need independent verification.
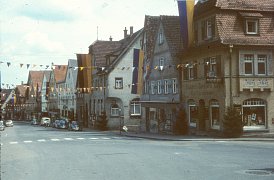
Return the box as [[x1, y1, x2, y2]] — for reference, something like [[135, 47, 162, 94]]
[[177, 0, 195, 48], [131, 49, 144, 94], [76, 54, 92, 93]]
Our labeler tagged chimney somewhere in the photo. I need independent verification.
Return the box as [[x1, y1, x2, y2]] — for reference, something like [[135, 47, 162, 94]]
[[123, 27, 128, 38], [109, 36, 113, 41], [130, 26, 133, 35]]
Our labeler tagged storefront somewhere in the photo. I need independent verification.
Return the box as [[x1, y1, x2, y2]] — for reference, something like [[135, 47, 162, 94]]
[[242, 98, 266, 130]]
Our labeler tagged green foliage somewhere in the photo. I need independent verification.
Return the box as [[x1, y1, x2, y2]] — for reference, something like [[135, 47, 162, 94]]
[[223, 106, 243, 138], [174, 107, 188, 135]]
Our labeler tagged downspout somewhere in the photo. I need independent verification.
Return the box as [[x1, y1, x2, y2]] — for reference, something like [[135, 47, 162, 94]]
[[229, 44, 233, 107]]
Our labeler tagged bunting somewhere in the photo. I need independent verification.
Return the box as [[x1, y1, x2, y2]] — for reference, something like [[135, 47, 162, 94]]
[[76, 54, 92, 93]]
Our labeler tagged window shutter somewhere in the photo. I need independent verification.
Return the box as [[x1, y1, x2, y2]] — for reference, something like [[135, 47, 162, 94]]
[[216, 55, 221, 77], [194, 63, 198, 79], [211, 17, 216, 38], [204, 58, 209, 77], [239, 54, 245, 75], [183, 67, 188, 80], [201, 20, 206, 40], [267, 54, 273, 75]]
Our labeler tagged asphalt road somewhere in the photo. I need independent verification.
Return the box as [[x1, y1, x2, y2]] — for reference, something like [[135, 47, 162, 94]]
[[1, 122, 274, 180]]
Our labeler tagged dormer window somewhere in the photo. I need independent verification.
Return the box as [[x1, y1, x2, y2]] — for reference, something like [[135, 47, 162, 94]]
[[246, 19, 259, 35], [202, 17, 215, 40], [239, 12, 262, 35]]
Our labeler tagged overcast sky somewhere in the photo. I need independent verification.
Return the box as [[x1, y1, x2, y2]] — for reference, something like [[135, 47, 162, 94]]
[[0, 0, 181, 87]]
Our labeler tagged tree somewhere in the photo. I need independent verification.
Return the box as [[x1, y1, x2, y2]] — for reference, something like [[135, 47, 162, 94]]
[[223, 106, 243, 138], [96, 111, 108, 131], [174, 106, 188, 135]]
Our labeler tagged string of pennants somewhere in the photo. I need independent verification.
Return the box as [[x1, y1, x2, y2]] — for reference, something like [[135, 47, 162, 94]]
[[0, 60, 206, 71]]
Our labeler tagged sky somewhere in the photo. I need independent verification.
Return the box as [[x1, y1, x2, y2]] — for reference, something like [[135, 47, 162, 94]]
[[0, 0, 182, 88]]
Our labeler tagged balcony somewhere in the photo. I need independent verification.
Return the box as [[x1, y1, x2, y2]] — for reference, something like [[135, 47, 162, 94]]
[[239, 77, 274, 91]]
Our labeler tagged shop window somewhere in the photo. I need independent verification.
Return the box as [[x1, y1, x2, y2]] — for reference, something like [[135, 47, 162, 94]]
[[243, 98, 266, 128]]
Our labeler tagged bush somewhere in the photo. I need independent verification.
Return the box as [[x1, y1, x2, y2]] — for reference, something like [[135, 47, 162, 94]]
[[96, 112, 108, 131], [223, 106, 243, 138]]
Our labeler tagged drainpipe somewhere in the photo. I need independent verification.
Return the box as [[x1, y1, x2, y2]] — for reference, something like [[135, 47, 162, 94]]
[[229, 44, 233, 107]]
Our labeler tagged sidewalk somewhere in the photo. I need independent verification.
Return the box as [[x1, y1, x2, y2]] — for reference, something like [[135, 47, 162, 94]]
[[116, 131, 274, 142]]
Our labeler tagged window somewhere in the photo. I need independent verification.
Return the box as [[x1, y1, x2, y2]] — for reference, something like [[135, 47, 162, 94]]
[[130, 99, 141, 116], [172, 79, 177, 94], [183, 62, 197, 80], [157, 80, 162, 94], [151, 81, 155, 94], [115, 78, 123, 89], [245, 19, 258, 35], [204, 56, 221, 78], [202, 17, 215, 40], [164, 79, 169, 94], [111, 104, 120, 116], [159, 31, 164, 44], [257, 55, 266, 75], [210, 100, 220, 129], [239, 51, 271, 76], [244, 54, 254, 75], [159, 57, 165, 66], [144, 80, 150, 94]]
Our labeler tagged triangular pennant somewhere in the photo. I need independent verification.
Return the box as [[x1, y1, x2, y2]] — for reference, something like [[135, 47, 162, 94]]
[[20, 64, 24, 68], [7, 62, 11, 67]]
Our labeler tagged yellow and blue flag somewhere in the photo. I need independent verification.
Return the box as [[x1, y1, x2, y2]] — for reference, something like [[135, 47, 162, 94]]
[[177, 0, 195, 48], [131, 49, 144, 94]]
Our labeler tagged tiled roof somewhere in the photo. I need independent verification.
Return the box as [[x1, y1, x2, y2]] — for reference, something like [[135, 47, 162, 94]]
[[161, 15, 183, 59], [89, 40, 122, 67], [216, 0, 274, 11], [143, 15, 160, 62], [216, 11, 274, 45], [195, 0, 274, 46], [53, 65, 68, 83], [16, 84, 28, 97], [28, 71, 45, 87]]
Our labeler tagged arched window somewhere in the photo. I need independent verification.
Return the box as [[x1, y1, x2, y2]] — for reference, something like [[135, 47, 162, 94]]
[[111, 104, 119, 117], [130, 98, 141, 116], [188, 99, 197, 127]]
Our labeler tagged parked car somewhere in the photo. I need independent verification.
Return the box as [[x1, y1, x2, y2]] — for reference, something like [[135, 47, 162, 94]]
[[31, 118, 39, 125], [52, 119, 60, 128], [68, 121, 82, 131], [0, 121, 5, 131], [58, 119, 69, 129], [40, 117, 51, 127], [4, 120, 13, 127]]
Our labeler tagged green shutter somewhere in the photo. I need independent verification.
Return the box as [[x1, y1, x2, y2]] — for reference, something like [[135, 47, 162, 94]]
[[239, 54, 245, 75], [267, 54, 273, 75]]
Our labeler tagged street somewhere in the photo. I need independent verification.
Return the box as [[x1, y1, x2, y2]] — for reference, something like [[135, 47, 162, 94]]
[[1, 122, 274, 180]]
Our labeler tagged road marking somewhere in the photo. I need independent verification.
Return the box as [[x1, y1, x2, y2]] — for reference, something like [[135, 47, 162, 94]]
[[76, 138, 85, 140], [24, 140, 33, 143], [102, 137, 111, 140], [9, 142, 18, 144], [89, 137, 99, 140], [51, 138, 60, 141], [64, 138, 74, 141], [37, 139, 46, 142]]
